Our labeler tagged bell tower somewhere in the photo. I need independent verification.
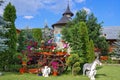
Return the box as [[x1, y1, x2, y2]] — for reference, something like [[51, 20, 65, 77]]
[[52, 1, 74, 48]]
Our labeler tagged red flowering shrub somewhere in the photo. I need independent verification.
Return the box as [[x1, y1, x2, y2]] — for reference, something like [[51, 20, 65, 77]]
[[100, 56, 108, 61]]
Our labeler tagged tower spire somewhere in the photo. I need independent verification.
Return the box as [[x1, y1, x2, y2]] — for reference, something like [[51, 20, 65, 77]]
[[63, 0, 74, 17], [44, 19, 48, 28]]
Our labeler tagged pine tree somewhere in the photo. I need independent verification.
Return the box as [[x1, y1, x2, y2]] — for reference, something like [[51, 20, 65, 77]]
[[3, 2, 17, 67], [113, 34, 120, 57], [71, 9, 108, 55], [79, 22, 89, 56], [62, 22, 83, 56], [0, 16, 9, 52], [17, 30, 26, 52], [0, 0, 9, 52], [86, 40, 95, 63]]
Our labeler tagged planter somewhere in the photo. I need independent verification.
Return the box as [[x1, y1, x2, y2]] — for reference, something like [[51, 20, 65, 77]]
[[52, 71, 58, 76], [28, 68, 38, 74], [19, 68, 26, 74], [22, 61, 27, 66], [57, 52, 67, 55]]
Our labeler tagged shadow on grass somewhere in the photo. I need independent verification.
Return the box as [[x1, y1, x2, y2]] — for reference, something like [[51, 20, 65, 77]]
[[96, 73, 107, 78], [96, 66, 103, 70]]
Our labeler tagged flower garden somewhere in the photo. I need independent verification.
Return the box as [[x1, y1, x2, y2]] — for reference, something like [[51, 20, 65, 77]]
[[1, 1, 120, 80]]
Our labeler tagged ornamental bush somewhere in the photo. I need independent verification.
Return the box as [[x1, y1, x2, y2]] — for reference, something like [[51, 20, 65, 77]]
[[72, 62, 81, 76], [66, 54, 83, 75]]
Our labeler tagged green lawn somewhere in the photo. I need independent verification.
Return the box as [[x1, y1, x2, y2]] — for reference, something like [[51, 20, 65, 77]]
[[0, 64, 120, 80]]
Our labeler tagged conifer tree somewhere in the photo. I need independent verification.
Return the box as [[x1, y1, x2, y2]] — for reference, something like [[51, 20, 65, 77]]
[[86, 40, 95, 63], [17, 30, 26, 52], [65, 9, 108, 55], [3, 2, 17, 66], [0, 17, 9, 52]]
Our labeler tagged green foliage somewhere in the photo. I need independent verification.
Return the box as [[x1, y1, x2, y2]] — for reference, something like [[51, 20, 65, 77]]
[[62, 22, 83, 56], [72, 9, 108, 54], [66, 54, 83, 75], [79, 22, 89, 58], [97, 37, 109, 55], [3, 2, 17, 53], [42, 27, 53, 42], [86, 40, 95, 63], [112, 34, 120, 56], [66, 54, 82, 67], [32, 28, 42, 44], [2, 2, 17, 71], [73, 9, 87, 23], [3, 2, 16, 23], [72, 62, 81, 76], [24, 28, 34, 41], [7, 64, 22, 72], [0, 17, 9, 52], [17, 30, 26, 52], [62, 22, 94, 64]]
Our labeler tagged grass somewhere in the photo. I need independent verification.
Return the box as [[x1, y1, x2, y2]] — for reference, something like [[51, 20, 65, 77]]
[[0, 64, 120, 80]]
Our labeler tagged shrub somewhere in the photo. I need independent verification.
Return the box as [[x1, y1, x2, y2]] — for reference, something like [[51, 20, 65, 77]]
[[66, 54, 82, 76], [72, 62, 81, 76]]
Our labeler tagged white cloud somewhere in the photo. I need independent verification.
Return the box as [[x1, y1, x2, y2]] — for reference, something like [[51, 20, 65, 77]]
[[23, 16, 34, 19], [83, 7, 91, 14], [1, 0, 84, 16], [75, 0, 86, 3]]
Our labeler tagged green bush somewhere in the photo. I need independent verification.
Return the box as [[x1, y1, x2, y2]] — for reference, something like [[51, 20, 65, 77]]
[[9, 64, 22, 72], [66, 54, 82, 76], [72, 62, 81, 76]]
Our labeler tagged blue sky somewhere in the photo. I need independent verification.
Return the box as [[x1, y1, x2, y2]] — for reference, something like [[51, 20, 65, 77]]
[[0, 0, 120, 29]]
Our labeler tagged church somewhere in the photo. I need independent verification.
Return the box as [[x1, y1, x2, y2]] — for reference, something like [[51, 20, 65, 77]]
[[51, 3, 120, 52], [52, 3, 74, 48]]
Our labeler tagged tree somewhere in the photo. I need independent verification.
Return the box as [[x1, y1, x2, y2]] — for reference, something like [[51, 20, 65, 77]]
[[79, 22, 89, 58], [17, 30, 26, 52], [0, 16, 9, 52], [112, 34, 120, 57], [70, 9, 108, 55], [42, 27, 53, 42], [0, 1, 10, 71], [3, 2, 17, 70], [86, 40, 95, 63], [62, 22, 83, 56], [66, 54, 82, 75], [32, 28, 42, 44], [62, 22, 94, 63]]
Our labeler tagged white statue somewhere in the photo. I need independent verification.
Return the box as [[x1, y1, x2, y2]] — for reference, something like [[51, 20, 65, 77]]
[[83, 57, 102, 80], [86, 70, 97, 80], [42, 66, 51, 77]]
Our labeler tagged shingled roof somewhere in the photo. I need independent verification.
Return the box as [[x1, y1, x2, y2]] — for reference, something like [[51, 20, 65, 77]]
[[52, 4, 73, 28], [52, 15, 71, 27], [102, 27, 120, 40]]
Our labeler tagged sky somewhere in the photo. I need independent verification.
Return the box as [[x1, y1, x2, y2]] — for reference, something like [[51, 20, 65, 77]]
[[0, 0, 120, 29]]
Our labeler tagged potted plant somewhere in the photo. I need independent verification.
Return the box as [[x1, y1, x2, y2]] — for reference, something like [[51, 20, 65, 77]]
[[21, 50, 29, 66], [51, 61, 59, 76]]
